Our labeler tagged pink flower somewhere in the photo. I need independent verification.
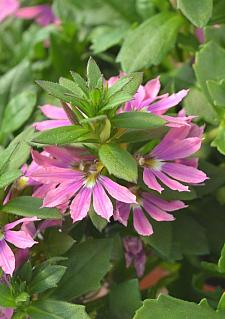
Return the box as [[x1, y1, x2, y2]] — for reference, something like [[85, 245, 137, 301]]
[[123, 237, 146, 277], [33, 105, 71, 131], [0, 217, 38, 276], [115, 191, 186, 236], [195, 28, 205, 44], [0, 307, 13, 319], [30, 148, 136, 222], [138, 125, 208, 193], [0, 0, 19, 22], [15, 4, 60, 26]]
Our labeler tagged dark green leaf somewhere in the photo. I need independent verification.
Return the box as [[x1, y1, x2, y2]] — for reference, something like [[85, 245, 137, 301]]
[[87, 57, 102, 89], [2, 196, 61, 219], [54, 239, 112, 300], [112, 112, 165, 129], [99, 144, 137, 182], [0, 285, 16, 308], [89, 208, 107, 232], [177, 0, 213, 27], [44, 229, 75, 257]]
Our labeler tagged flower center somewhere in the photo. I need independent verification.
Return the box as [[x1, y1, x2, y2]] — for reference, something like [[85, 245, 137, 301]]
[[84, 162, 104, 188], [138, 157, 162, 170], [0, 230, 5, 241]]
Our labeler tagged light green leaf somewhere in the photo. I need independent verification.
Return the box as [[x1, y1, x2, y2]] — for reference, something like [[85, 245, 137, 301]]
[[0, 169, 21, 189], [87, 57, 102, 89], [194, 41, 225, 103], [183, 87, 219, 125], [218, 244, 225, 273], [117, 12, 183, 72], [133, 295, 225, 319], [99, 144, 137, 182], [109, 279, 141, 319], [27, 300, 90, 319], [36, 80, 74, 103], [207, 79, 225, 107], [0, 285, 16, 308], [177, 0, 213, 27], [59, 77, 84, 98], [211, 125, 225, 155], [54, 239, 112, 300], [112, 112, 165, 129], [1, 91, 36, 133], [2, 196, 61, 219], [32, 126, 94, 145]]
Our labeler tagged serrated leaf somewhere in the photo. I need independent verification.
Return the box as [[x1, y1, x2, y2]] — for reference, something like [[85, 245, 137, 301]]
[[36, 80, 73, 103], [102, 92, 133, 111], [112, 112, 165, 129], [134, 295, 225, 319], [99, 144, 137, 182], [2, 196, 61, 219], [117, 13, 183, 72], [59, 77, 84, 98], [70, 71, 88, 95], [177, 0, 213, 27]]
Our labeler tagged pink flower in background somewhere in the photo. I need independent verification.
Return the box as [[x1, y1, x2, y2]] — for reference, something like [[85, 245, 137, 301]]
[[0, 217, 38, 276], [16, 4, 60, 26], [138, 125, 208, 193], [195, 28, 205, 44], [0, 0, 19, 22], [0, 306, 13, 319], [33, 105, 71, 131], [29, 148, 136, 222], [115, 192, 186, 236], [123, 237, 146, 277]]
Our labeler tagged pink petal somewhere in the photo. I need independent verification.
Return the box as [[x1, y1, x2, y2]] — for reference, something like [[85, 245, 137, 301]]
[[32, 184, 56, 199], [142, 192, 186, 211], [31, 150, 61, 168], [142, 200, 175, 221], [133, 207, 153, 236], [151, 137, 201, 160], [0, 307, 14, 318], [153, 170, 189, 192], [143, 168, 164, 193], [43, 181, 83, 208], [70, 187, 92, 222], [93, 182, 113, 221], [149, 90, 189, 114], [45, 146, 94, 163], [40, 105, 68, 120], [114, 202, 131, 226], [30, 167, 84, 184], [162, 162, 208, 184], [5, 231, 37, 249], [0, 0, 19, 22], [5, 217, 39, 231], [33, 119, 71, 131], [0, 240, 15, 276], [100, 176, 136, 203], [145, 76, 161, 100]]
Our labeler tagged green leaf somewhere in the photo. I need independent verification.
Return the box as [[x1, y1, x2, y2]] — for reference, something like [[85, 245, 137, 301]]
[[30, 265, 66, 294], [0, 285, 16, 308], [99, 144, 137, 182], [112, 112, 165, 129], [54, 239, 112, 300], [0, 169, 21, 189], [177, 0, 213, 27], [211, 125, 225, 155], [207, 80, 225, 107], [183, 87, 219, 125], [27, 300, 90, 319], [90, 25, 128, 54], [144, 212, 209, 261], [218, 293, 225, 311], [104, 0, 138, 22], [218, 244, 225, 273], [32, 126, 93, 145], [1, 90, 36, 133], [2, 196, 61, 219], [102, 92, 133, 111], [87, 57, 102, 89], [134, 295, 225, 319], [109, 279, 141, 319], [89, 208, 108, 232], [36, 80, 74, 103], [117, 12, 183, 72], [44, 229, 75, 257], [194, 41, 225, 103], [59, 77, 84, 98]]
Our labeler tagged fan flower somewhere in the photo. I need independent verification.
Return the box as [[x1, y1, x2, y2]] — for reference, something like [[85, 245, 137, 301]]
[[138, 125, 208, 193], [0, 217, 39, 276], [115, 191, 186, 236], [123, 237, 146, 277], [30, 147, 136, 222]]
